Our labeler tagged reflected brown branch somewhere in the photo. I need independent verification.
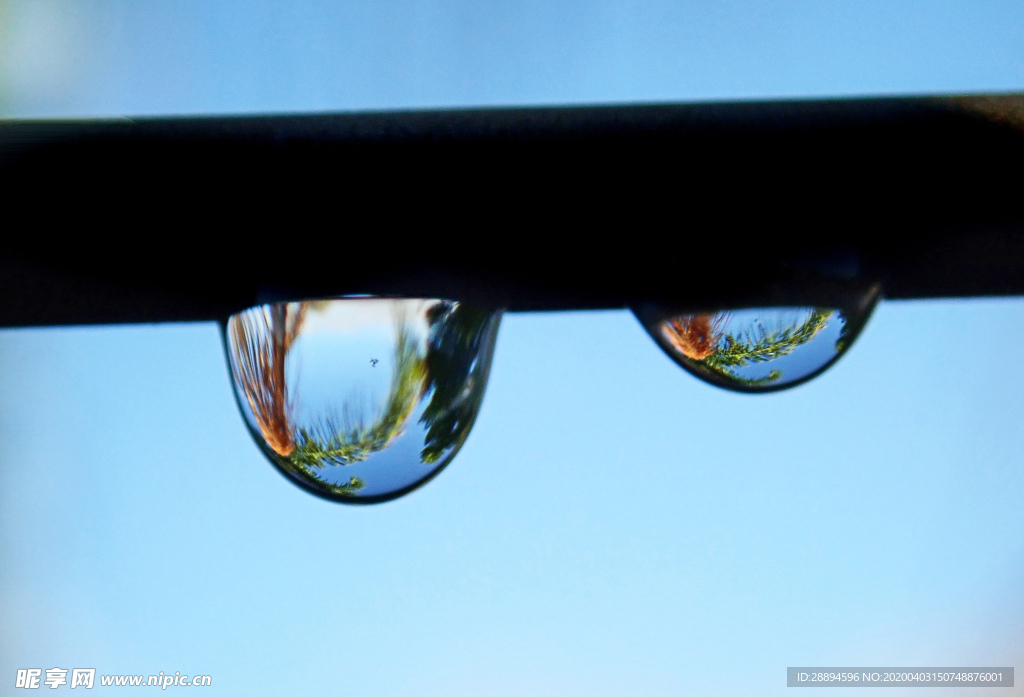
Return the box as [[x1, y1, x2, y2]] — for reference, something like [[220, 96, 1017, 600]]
[[225, 297, 503, 502], [662, 313, 726, 360], [227, 303, 308, 457]]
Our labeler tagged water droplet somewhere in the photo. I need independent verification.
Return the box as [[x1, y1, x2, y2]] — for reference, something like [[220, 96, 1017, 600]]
[[634, 288, 879, 392], [224, 298, 502, 503]]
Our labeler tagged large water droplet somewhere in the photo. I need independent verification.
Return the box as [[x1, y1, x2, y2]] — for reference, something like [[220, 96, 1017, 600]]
[[634, 288, 879, 392], [224, 298, 502, 503]]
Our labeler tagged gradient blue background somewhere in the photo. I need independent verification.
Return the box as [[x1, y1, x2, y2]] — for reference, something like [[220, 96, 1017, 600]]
[[2, 0, 1023, 115], [2, 1, 1024, 695]]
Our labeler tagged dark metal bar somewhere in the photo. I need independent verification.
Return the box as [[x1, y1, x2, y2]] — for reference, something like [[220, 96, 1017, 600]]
[[2, 93, 1023, 325]]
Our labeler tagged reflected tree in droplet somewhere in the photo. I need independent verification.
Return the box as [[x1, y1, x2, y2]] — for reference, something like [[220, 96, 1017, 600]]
[[225, 299, 501, 503], [635, 288, 879, 392]]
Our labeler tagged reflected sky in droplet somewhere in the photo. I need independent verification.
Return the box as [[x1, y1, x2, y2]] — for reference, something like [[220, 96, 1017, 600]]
[[225, 298, 501, 502]]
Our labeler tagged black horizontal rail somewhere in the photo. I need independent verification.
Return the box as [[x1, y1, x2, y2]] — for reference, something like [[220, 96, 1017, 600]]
[[2, 93, 1023, 325]]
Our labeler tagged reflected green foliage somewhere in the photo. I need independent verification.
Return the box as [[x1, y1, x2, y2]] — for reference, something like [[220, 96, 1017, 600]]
[[708, 368, 784, 388], [697, 309, 834, 383], [316, 475, 366, 496], [642, 292, 878, 394], [228, 298, 500, 501], [283, 322, 427, 481], [833, 310, 853, 354], [419, 302, 499, 463], [703, 309, 834, 370]]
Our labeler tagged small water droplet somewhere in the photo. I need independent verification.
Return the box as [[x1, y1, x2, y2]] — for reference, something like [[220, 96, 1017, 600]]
[[634, 288, 879, 392], [224, 298, 502, 503]]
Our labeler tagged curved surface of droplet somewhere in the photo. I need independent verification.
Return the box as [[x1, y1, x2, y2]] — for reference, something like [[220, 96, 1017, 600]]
[[224, 298, 502, 503], [636, 290, 878, 393]]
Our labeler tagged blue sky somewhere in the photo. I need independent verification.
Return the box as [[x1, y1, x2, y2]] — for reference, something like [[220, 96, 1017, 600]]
[[2, 1, 1024, 695], [1, 0, 1023, 115], [3, 304, 1024, 696]]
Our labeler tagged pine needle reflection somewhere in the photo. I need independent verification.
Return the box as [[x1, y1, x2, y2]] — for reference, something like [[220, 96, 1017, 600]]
[[225, 298, 501, 502], [655, 307, 860, 391], [288, 317, 427, 471]]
